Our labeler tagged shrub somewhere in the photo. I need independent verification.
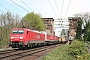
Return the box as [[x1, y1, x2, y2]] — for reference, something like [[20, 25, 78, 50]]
[[69, 40, 87, 58], [41, 40, 89, 60]]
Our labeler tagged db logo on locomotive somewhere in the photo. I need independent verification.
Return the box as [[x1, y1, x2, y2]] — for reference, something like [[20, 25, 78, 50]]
[[36, 34, 40, 39]]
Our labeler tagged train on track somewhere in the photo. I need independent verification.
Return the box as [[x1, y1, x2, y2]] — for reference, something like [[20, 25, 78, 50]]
[[9, 28, 62, 49]]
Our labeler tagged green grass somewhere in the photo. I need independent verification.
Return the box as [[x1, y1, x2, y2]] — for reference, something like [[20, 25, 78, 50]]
[[40, 40, 90, 60], [41, 45, 74, 60]]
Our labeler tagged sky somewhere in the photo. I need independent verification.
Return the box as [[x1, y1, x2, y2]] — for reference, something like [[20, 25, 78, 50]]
[[0, 0, 90, 19]]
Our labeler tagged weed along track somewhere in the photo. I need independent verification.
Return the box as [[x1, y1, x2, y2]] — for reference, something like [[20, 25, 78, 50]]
[[0, 44, 61, 60]]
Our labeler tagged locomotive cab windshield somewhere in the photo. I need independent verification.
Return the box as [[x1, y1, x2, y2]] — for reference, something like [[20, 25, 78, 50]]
[[12, 30, 24, 34]]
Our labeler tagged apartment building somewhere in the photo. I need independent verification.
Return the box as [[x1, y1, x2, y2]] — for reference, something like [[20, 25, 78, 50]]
[[42, 18, 54, 35], [68, 17, 81, 37]]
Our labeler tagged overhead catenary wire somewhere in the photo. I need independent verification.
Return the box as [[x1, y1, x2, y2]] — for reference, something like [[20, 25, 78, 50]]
[[0, 5, 14, 13], [54, 0, 61, 19], [0, 5, 18, 15], [0, 10, 5, 13], [0, 5, 10, 11], [20, 0, 34, 12], [10, 0, 29, 13], [0, 4, 18, 14], [60, 0, 64, 19], [64, 0, 71, 18], [48, 0, 59, 19]]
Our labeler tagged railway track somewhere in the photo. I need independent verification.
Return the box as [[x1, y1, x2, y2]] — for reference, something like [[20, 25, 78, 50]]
[[0, 44, 61, 60], [0, 49, 17, 54]]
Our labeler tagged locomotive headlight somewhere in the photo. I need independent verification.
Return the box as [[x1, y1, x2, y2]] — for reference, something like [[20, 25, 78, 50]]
[[11, 40, 13, 41], [20, 37, 23, 41], [20, 40, 22, 41], [20, 37, 23, 39]]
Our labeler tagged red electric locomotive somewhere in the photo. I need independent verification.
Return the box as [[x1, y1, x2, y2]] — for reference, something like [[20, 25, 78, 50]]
[[9, 28, 58, 49]]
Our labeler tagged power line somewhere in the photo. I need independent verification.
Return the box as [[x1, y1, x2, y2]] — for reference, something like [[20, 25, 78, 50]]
[[54, 0, 61, 19], [64, 0, 71, 18], [0, 4, 17, 14], [0, 10, 5, 13], [0, 5, 10, 11], [60, 0, 64, 19], [20, 0, 34, 12], [10, 0, 29, 13], [0, 5, 21, 19], [48, 0, 58, 19]]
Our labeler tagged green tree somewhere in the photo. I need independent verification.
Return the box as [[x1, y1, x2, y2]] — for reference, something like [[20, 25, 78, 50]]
[[84, 22, 90, 41], [21, 12, 44, 31], [74, 12, 90, 41], [76, 19, 82, 39]]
